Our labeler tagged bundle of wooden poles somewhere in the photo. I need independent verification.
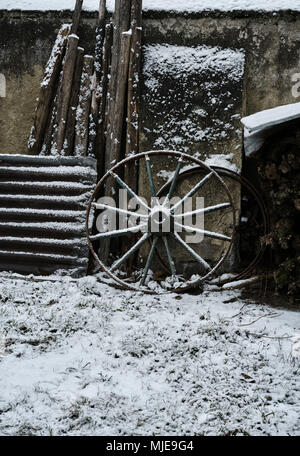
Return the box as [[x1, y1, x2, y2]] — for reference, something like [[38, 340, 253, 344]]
[[28, 0, 142, 184]]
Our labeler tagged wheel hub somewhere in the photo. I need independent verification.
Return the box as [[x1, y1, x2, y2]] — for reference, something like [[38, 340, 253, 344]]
[[148, 204, 174, 236]]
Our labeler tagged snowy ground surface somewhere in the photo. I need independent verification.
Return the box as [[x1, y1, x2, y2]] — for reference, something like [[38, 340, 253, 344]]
[[2, 0, 300, 13], [0, 273, 299, 436]]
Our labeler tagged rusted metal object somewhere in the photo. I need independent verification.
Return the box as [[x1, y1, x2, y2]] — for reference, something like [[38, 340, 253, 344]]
[[157, 166, 270, 284], [86, 150, 236, 294], [0, 154, 97, 277]]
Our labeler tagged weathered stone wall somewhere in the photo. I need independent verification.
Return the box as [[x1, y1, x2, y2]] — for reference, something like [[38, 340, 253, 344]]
[[143, 10, 300, 114], [1, 9, 300, 155], [140, 44, 244, 168], [0, 10, 96, 155], [138, 42, 244, 268], [0, 9, 299, 275]]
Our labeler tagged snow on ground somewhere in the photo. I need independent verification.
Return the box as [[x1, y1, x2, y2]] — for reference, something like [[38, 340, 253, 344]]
[[0, 273, 299, 436], [2, 0, 300, 12]]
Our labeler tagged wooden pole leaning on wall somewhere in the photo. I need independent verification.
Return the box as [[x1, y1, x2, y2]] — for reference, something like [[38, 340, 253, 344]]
[[64, 47, 85, 156], [98, 33, 131, 263], [42, 90, 58, 155], [104, 0, 131, 184], [94, 0, 107, 87], [122, 0, 143, 269], [109, 31, 131, 170], [28, 24, 71, 155], [52, 34, 79, 154], [74, 55, 94, 157], [71, 0, 84, 35], [27, 0, 84, 157], [125, 0, 142, 190], [89, 0, 107, 158], [93, 20, 113, 172], [99, 0, 131, 264]]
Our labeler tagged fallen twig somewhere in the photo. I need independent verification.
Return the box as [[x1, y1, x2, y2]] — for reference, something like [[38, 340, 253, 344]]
[[248, 332, 294, 340], [239, 312, 281, 327]]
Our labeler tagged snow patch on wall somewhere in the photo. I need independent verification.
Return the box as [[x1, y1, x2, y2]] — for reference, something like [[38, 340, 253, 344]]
[[142, 44, 244, 163], [143, 45, 244, 83], [203, 153, 240, 173]]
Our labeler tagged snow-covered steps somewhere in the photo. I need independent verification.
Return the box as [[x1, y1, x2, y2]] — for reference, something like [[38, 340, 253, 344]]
[[0, 154, 97, 277]]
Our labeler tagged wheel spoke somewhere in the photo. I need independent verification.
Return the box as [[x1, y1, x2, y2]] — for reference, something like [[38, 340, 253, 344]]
[[90, 223, 148, 241], [174, 202, 231, 218], [175, 222, 232, 242], [110, 172, 151, 211], [172, 171, 214, 211], [92, 202, 149, 219], [167, 156, 183, 200], [145, 154, 156, 197], [140, 236, 158, 285], [110, 232, 151, 272], [171, 232, 211, 271], [163, 236, 176, 276]]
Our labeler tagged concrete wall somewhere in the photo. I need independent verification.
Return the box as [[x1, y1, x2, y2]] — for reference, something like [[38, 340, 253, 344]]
[[0, 10, 96, 155], [0, 10, 300, 155], [137, 42, 244, 267], [140, 44, 244, 168], [1, 8, 299, 272], [143, 9, 300, 114]]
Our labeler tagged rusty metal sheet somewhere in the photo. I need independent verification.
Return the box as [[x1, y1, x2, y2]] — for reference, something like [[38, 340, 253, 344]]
[[0, 154, 97, 277]]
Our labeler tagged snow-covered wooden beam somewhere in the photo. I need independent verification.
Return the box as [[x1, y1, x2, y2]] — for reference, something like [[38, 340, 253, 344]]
[[74, 55, 94, 156], [52, 34, 79, 154], [241, 101, 300, 157]]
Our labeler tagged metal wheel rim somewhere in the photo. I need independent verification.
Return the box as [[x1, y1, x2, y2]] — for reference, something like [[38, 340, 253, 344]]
[[156, 165, 270, 284]]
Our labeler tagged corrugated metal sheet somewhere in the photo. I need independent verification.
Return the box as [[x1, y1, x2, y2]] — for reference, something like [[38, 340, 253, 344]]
[[0, 154, 97, 277]]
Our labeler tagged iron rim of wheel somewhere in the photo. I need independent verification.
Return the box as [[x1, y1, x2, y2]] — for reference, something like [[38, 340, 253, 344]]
[[86, 150, 237, 294], [156, 165, 270, 284]]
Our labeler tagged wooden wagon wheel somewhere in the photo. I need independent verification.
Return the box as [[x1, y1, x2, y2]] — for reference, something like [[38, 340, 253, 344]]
[[86, 151, 236, 294]]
